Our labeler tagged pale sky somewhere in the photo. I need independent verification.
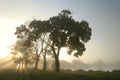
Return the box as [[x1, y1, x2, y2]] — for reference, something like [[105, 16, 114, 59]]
[[0, 0, 120, 64]]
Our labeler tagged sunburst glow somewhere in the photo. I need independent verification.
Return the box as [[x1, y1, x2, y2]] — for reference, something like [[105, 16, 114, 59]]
[[0, 17, 20, 58]]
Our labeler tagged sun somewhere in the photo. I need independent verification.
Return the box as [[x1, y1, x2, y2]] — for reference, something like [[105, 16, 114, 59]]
[[59, 48, 76, 62], [0, 34, 15, 58], [0, 17, 19, 58], [0, 43, 10, 58]]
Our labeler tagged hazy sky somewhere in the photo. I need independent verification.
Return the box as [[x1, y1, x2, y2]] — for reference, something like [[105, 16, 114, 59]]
[[0, 0, 120, 64]]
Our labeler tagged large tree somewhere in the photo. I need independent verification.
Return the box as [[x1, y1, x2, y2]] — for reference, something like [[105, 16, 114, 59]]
[[47, 10, 92, 72], [14, 10, 92, 72]]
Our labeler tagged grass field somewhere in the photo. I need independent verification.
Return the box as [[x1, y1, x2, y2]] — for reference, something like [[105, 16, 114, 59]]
[[0, 69, 120, 80]]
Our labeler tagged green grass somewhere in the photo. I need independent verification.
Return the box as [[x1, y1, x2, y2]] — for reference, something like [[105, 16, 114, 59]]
[[0, 69, 120, 80]]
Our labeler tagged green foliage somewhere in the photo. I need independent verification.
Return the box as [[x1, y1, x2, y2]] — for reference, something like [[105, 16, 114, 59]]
[[49, 10, 92, 57], [29, 20, 51, 41]]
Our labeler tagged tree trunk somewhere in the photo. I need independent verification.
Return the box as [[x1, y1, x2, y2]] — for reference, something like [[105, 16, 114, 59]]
[[34, 55, 39, 70], [55, 55, 60, 72], [43, 54, 46, 71], [24, 57, 27, 70], [52, 42, 61, 72]]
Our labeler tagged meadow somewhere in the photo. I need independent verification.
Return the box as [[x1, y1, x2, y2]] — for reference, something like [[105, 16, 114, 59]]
[[0, 69, 120, 80]]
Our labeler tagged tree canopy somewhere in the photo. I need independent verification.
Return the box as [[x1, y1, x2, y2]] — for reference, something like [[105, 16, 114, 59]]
[[14, 9, 92, 72]]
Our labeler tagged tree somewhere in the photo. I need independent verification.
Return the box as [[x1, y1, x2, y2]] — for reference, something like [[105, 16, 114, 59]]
[[14, 9, 92, 72], [11, 39, 34, 70], [28, 20, 51, 70], [15, 20, 51, 70], [14, 24, 40, 70], [46, 10, 92, 72]]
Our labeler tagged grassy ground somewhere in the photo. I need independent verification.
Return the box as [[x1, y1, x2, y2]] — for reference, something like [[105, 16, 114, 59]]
[[0, 69, 120, 80]]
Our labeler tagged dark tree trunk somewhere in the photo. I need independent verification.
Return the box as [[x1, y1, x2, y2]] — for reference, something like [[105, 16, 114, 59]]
[[55, 55, 60, 72], [34, 55, 39, 70], [43, 54, 46, 71], [52, 42, 61, 72]]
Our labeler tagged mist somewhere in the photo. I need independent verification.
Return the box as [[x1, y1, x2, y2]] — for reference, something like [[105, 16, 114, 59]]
[[0, 57, 120, 71], [60, 59, 120, 71]]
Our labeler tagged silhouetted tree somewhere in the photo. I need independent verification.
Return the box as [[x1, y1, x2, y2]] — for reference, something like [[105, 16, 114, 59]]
[[15, 20, 51, 70], [14, 24, 39, 69], [14, 9, 92, 72], [47, 10, 92, 72], [28, 20, 51, 70]]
